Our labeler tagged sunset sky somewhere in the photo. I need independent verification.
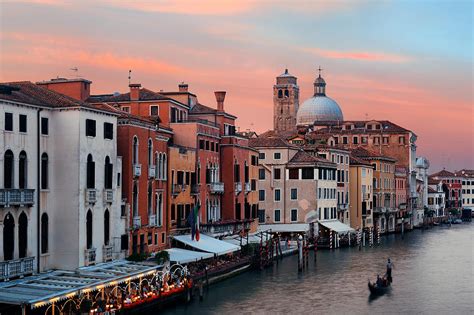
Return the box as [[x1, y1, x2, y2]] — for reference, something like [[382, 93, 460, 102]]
[[1, 0, 472, 171]]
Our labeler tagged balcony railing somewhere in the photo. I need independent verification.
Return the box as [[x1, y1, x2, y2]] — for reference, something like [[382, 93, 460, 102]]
[[0, 189, 35, 207], [103, 245, 113, 262], [104, 189, 114, 203], [84, 248, 96, 266], [200, 219, 253, 237], [148, 165, 156, 179], [148, 214, 156, 226], [191, 184, 200, 195], [85, 189, 97, 204], [133, 216, 141, 229], [133, 164, 142, 177], [374, 207, 386, 213], [172, 184, 186, 195], [244, 182, 251, 194], [234, 182, 242, 194], [337, 203, 349, 211], [0, 257, 35, 281], [209, 182, 224, 194]]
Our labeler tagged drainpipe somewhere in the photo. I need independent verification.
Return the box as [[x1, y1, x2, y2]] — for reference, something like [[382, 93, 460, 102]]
[[37, 108, 43, 272]]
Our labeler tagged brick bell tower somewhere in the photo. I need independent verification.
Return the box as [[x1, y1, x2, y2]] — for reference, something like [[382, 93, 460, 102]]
[[273, 69, 299, 133]]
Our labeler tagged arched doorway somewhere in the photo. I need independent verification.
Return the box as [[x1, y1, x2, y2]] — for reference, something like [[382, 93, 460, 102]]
[[41, 213, 49, 254], [19, 212, 28, 258], [19, 151, 27, 189], [86, 210, 93, 249], [4, 150, 14, 189], [3, 213, 15, 260]]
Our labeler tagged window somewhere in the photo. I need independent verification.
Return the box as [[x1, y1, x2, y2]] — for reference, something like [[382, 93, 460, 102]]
[[150, 105, 159, 116], [274, 209, 281, 222], [4, 150, 14, 188], [274, 168, 281, 180], [41, 213, 49, 254], [199, 139, 205, 149], [86, 154, 95, 189], [121, 234, 129, 250], [382, 137, 389, 144], [41, 153, 48, 189], [274, 152, 281, 159], [251, 155, 258, 166], [373, 137, 380, 145], [205, 141, 209, 150], [19, 114, 27, 133], [274, 189, 281, 201], [399, 136, 405, 144], [259, 190, 265, 201], [258, 210, 266, 223], [85, 119, 96, 137], [259, 152, 265, 160], [361, 136, 368, 144], [104, 156, 113, 189], [211, 142, 215, 151], [342, 137, 348, 144], [4, 112, 13, 131], [41, 117, 49, 135], [251, 179, 256, 191], [291, 188, 298, 200], [289, 168, 299, 179], [122, 106, 130, 113], [147, 138, 153, 166], [353, 136, 358, 144], [19, 151, 27, 189], [132, 136, 139, 165], [301, 167, 314, 179], [291, 209, 298, 222], [104, 122, 114, 139], [259, 168, 265, 180], [104, 210, 110, 245], [86, 210, 93, 249]]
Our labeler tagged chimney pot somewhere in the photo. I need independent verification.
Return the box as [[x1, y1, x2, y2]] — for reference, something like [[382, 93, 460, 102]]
[[178, 82, 188, 92], [214, 91, 226, 111], [129, 83, 141, 101]]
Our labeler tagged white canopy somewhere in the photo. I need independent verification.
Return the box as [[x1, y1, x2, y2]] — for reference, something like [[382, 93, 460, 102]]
[[257, 223, 310, 233], [318, 219, 355, 233], [165, 248, 214, 264], [172, 234, 240, 255], [223, 234, 262, 246]]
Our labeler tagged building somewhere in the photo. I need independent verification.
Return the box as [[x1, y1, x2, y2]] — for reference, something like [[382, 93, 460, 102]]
[[394, 166, 408, 231], [427, 180, 446, 218], [458, 169, 474, 211], [273, 69, 299, 133], [429, 169, 462, 210], [1, 81, 126, 276], [349, 156, 374, 232]]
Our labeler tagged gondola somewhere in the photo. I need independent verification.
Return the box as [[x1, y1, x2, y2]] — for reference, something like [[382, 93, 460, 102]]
[[368, 278, 391, 295]]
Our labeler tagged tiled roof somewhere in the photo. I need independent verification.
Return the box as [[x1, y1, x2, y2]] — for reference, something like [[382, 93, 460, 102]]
[[87, 88, 175, 103], [189, 102, 236, 118], [0, 81, 116, 113], [288, 150, 333, 165], [350, 146, 396, 162], [314, 120, 410, 134], [429, 169, 455, 178], [249, 136, 295, 148], [349, 155, 372, 166], [428, 179, 441, 185], [457, 169, 474, 178], [428, 187, 438, 193]]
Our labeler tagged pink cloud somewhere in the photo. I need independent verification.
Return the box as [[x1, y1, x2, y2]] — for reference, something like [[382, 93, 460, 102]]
[[302, 47, 411, 63]]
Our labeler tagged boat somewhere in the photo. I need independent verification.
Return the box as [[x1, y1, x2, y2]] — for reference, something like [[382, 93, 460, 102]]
[[368, 278, 391, 295]]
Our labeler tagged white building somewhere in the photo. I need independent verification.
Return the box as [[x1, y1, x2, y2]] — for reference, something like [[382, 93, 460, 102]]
[[427, 180, 446, 218], [413, 157, 430, 227], [459, 169, 474, 211], [0, 82, 126, 277]]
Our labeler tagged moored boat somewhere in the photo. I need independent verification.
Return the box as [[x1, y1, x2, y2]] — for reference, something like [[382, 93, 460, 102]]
[[368, 278, 391, 295]]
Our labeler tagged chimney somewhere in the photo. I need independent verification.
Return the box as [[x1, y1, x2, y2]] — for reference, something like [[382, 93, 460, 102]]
[[178, 82, 188, 92], [129, 83, 141, 101], [214, 91, 226, 112]]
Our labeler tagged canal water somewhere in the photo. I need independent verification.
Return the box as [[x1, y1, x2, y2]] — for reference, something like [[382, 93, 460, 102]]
[[164, 224, 473, 314]]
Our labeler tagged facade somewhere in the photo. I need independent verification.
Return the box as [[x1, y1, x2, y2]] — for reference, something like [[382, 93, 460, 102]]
[[273, 69, 299, 133], [349, 156, 374, 231], [427, 180, 446, 218], [429, 169, 462, 210], [395, 166, 408, 231], [459, 169, 474, 211], [1, 81, 126, 276]]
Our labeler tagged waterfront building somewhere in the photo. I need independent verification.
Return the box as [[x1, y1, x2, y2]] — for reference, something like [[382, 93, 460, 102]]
[[427, 179, 446, 218], [351, 147, 397, 234], [458, 169, 474, 211], [428, 169, 462, 210], [395, 166, 409, 230], [349, 156, 374, 231], [1, 81, 126, 275]]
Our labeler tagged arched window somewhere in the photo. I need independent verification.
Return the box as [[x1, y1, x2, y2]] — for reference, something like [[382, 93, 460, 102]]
[[132, 183, 138, 217], [147, 183, 153, 215], [19, 151, 27, 189], [4, 150, 14, 189], [86, 210, 93, 249], [157, 193, 163, 226], [87, 154, 95, 189], [104, 209, 110, 245], [132, 136, 139, 165], [3, 213, 14, 260], [41, 213, 48, 254], [104, 156, 113, 189], [19, 212, 28, 258], [278, 89, 283, 98], [148, 138, 153, 166], [41, 153, 48, 189], [284, 89, 289, 97], [155, 152, 160, 179], [163, 154, 167, 180]]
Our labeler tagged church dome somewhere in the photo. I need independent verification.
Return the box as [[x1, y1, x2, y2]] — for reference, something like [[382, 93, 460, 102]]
[[296, 71, 343, 126]]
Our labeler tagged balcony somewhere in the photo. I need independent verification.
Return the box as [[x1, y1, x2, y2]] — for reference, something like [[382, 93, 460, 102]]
[[148, 165, 156, 179], [363, 193, 370, 200], [209, 182, 224, 194], [0, 257, 35, 281], [85, 189, 97, 204], [103, 245, 113, 262], [0, 189, 35, 207], [172, 184, 186, 195], [244, 182, 251, 194], [200, 219, 253, 237], [133, 216, 141, 229], [133, 164, 142, 177], [337, 203, 349, 211], [148, 214, 156, 227], [84, 248, 96, 266], [191, 184, 201, 195], [234, 182, 242, 194], [104, 189, 114, 203], [374, 207, 386, 214]]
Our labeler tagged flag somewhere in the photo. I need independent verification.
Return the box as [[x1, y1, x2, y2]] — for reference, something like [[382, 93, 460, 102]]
[[187, 205, 195, 240], [188, 203, 200, 241]]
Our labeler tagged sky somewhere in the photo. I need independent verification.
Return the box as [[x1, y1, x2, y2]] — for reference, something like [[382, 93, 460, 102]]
[[0, 0, 472, 171]]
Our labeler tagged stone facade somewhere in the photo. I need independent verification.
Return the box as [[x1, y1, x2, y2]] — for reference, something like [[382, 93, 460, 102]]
[[273, 69, 299, 133]]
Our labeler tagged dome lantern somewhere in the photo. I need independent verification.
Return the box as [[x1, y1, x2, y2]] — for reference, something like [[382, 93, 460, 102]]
[[314, 66, 326, 96]]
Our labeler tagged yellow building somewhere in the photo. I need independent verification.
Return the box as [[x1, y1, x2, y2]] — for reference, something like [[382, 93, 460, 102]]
[[349, 156, 374, 231]]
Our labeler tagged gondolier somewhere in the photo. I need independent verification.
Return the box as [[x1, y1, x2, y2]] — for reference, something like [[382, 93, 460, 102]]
[[386, 258, 394, 283]]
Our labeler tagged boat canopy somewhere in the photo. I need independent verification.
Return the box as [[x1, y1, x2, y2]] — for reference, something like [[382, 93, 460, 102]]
[[257, 223, 310, 233], [165, 248, 214, 264], [318, 219, 355, 233], [172, 234, 240, 255]]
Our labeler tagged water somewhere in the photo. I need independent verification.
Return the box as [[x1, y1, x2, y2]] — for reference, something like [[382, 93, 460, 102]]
[[164, 224, 473, 314]]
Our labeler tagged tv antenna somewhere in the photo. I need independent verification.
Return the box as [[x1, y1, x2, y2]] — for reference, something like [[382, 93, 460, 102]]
[[70, 67, 80, 78], [128, 70, 132, 85]]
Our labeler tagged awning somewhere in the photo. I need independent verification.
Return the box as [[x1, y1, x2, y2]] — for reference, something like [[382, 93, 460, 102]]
[[172, 234, 240, 255], [257, 223, 310, 233], [223, 234, 262, 246], [165, 248, 214, 264], [318, 219, 355, 233]]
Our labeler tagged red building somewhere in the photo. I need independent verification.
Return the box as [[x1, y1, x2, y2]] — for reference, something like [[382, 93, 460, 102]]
[[429, 170, 463, 209]]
